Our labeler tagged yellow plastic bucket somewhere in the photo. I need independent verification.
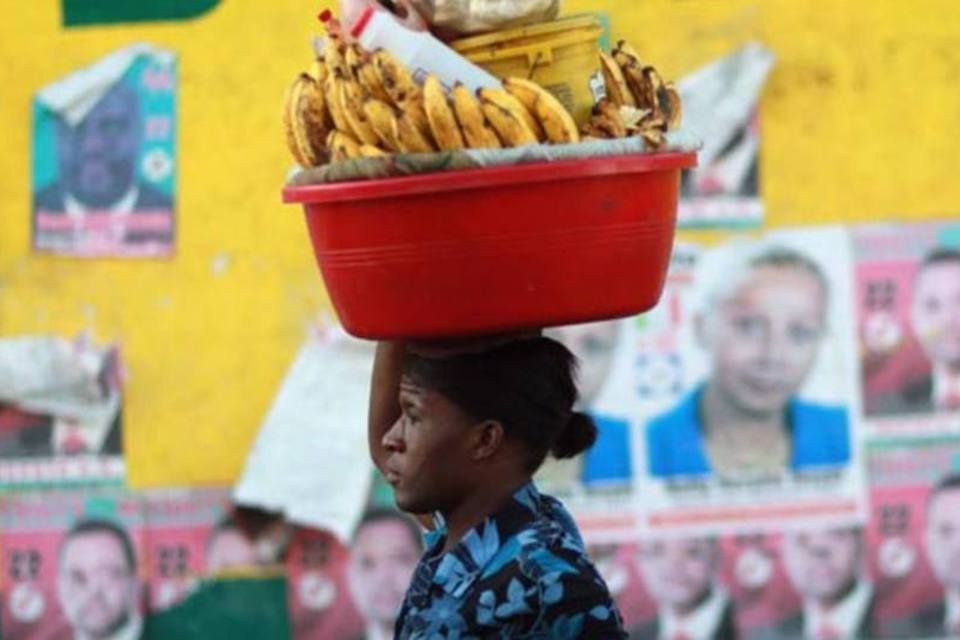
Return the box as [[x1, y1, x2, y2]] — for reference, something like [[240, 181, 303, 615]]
[[451, 15, 606, 126]]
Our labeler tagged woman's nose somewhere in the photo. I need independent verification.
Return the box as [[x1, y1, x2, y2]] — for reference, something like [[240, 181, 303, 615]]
[[382, 418, 405, 453]]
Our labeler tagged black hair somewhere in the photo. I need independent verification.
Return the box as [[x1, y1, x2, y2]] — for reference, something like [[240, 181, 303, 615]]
[[919, 248, 960, 271], [353, 507, 424, 553], [928, 473, 960, 511], [61, 518, 137, 574], [403, 337, 598, 471]]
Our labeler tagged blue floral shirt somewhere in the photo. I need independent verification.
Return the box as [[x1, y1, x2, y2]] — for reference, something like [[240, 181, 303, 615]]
[[395, 482, 627, 639]]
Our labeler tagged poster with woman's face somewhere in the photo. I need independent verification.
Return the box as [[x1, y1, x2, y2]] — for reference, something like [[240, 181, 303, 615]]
[[853, 222, 960, 436], [633, 227, 866, 536], [537, 318, 642, 543]]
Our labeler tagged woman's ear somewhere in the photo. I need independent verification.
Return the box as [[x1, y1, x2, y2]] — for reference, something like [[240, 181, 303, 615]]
[[471, 420, 505, 461]]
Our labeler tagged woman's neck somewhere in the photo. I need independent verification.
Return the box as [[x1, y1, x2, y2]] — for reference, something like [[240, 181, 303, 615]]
[[701, 382, 785, 434], [441, 472, 529, 554]]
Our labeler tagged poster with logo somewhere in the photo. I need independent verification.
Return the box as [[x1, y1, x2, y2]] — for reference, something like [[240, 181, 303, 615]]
[[143, 487, 233, 612], [853, 222, 960, 437], [286, 527, 364, 640], [677, 43, 775, 229], [32, 44, 176, 258], [632, 228, 866, 536], [0, 490, 145, 640], [537, 317, 643, 543], [865, 437, 960, 639], [0, 335, 124, 488]]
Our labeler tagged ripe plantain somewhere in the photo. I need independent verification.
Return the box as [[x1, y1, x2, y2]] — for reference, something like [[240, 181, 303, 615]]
[[323, 74, 352, 135], [503, 77, 580, 144], [357, 60, 392, 103], [581, 100, 628, 139], [328, 129, 362, 162], [307, 58, 328, 84], [283, 73, 330, 167], [451, 83, 502, 149], [480, 101, 537, 147], [599, 51, 635, 108], [344, 43, 365, 82], [340, 79, 381, 146], [394, 106, 437, 153], [359, 144, 389, 158], [372, 49, 421, 106], [324, 34, 350, 79], [363, 99, 402, 152], [478, 87, 543, 143], [423, 75, 465, 151], [659, 81, 682, 129]]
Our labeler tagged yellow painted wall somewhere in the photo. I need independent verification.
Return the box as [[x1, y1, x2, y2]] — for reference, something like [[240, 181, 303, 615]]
[[0, 1, 956, 488]]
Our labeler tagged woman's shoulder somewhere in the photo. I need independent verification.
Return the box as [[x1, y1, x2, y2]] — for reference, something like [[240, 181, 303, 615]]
[[790, 398, 851, 467], [790, 398, 849, 431]]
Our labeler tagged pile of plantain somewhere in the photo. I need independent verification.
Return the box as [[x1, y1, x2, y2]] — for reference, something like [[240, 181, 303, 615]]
[[284, 32, 682, 168], [589, 40, 682, 148]]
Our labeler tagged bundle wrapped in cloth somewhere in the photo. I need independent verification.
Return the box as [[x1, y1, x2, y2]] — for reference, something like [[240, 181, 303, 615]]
[[409, 0, 560, 35]]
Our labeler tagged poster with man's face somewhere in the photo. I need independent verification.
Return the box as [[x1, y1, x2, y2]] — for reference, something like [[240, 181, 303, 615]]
[[676, 43, 774, 228], [853, 222, 960, 436], [632, 228, 866, 536], [32, 44, 176, 258], [0, 491, 145, 640], [142, 488, 232, 612], [865, 437, 960, 639]]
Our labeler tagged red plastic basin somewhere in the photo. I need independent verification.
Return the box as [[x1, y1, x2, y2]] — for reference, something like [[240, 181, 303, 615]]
[[284, 151, 697, 339]]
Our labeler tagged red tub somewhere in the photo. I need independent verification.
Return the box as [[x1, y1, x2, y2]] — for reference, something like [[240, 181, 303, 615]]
[[284, 151, 697, 339]]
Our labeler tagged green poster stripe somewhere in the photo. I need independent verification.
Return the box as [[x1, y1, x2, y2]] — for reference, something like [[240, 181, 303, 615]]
[[62, 0, 222, 27]]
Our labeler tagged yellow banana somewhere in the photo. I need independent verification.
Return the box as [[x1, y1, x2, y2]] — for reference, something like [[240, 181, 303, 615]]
[[423, 75, 465, 151], [344, 43, 365, 82], [357, 61, 391, 103], [307, 59, 328, 84], [394, 106, 437, 153], [503, 78, 580, 145], [600, 51, 635, 108], [660, 81, 682, 129], [340, 80, 382, 146], [479, 87, 544, 142], [372, 49, 421, 106], [328, 129, 362, 162], [359, 144, 389, 158], [363, 99, 402, 152], [324, 34, 350, 79], [614, 40, 644, 67], [402, 96, 434, 142], [324, 74, 352, 135], [451, 83, 501, 149], [283, 73, 330, 167], [480, 102, 537, 147]]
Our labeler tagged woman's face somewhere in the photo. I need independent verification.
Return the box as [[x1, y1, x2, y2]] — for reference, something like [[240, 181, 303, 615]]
[[380, 378, 479, 515], [705, 264, 826, 416]]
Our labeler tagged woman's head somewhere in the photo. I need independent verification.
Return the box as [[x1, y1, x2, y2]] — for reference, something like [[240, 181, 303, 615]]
[[380, 337, 597, 514], [697, 246, 829, 416]]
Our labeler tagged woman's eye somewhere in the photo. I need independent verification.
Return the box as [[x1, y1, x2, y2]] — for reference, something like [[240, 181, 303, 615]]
[[732, 316, 764, 337]]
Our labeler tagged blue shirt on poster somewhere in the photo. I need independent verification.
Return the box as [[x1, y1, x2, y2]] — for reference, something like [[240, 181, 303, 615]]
[[645, 386, 850, 478], [582, 413, 632, 486]]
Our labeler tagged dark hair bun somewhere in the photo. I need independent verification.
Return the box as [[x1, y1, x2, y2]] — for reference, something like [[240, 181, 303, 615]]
[[550, 411, 598, 460]]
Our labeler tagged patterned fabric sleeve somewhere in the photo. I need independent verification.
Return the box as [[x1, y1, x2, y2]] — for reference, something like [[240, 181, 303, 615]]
[[532, 544, 628, 640]]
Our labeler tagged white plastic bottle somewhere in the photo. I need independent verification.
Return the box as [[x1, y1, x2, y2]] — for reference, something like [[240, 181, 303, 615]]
[[351, 6, 500, 92]]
